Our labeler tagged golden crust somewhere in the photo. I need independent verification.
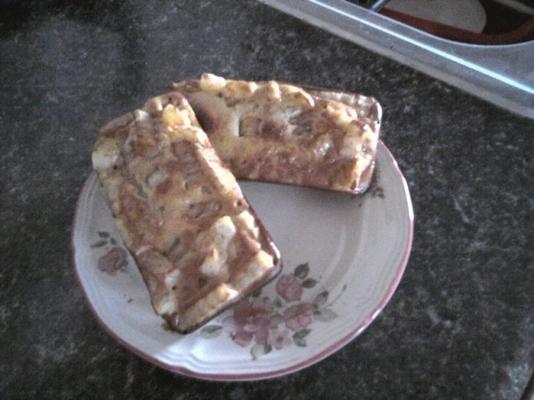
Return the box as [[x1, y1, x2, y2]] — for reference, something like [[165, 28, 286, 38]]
[[173, 74, 381, 193], [92, 92, 280, 333]]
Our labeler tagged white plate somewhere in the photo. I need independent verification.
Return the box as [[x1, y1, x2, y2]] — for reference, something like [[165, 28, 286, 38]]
[[72, 141, 413, 381]]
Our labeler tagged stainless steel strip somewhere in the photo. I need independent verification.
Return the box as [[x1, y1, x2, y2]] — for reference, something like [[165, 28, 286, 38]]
[[259, 0, 534, 119]]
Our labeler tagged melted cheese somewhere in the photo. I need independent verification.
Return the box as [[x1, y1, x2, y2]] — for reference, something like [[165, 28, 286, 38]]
[[199, 216, 236, 278], [174, 74, 382, 194], [92, 91, 279, 333]]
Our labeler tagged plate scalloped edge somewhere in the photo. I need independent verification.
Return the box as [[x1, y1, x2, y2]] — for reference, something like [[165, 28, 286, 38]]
[[71, 140, 414, 381]]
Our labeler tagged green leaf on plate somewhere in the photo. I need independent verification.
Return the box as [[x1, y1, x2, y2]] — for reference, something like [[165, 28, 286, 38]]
[[98, 231, 110, 238], [274, 298, 283, 308], [302, 278, 317, 288], [199, 325, 222, 339], [314, 308, 338, 322], [110, 237, 117, 245], [293, 329, 311, 340], [294, 263, 309, 279], [90, 240, 107, 248], [293, 337, 307, 347], [251, 344, 272, 360], [313, 291, 329, 308]]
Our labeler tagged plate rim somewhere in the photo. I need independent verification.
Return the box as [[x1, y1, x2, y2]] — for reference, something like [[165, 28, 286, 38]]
[[71, 140, 414, 381]]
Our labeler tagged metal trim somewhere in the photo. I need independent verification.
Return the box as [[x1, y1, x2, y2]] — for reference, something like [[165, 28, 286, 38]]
[[259, 0, 534, 119]]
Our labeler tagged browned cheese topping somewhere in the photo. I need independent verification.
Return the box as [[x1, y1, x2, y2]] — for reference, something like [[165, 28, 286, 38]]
[[92, 92, 280, 333], [173, 74, 382, 193]]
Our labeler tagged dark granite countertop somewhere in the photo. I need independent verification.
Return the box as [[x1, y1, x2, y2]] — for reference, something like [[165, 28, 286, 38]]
[[0, 1, 533, 399]]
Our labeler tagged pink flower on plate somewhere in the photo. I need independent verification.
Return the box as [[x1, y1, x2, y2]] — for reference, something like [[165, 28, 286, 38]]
[[233, 297, 273, 323], [232, 299, 255, 324], [276, 274, 303, 302], [283, 303, 314, 331], [234, 328, 254, 347], [252, 317, 271, 345], [98, 247, 127, 275], [251, 297, 274, 315], [223, 316, 253, 347], [251, 314, 284, 345], [223, 298, 283, 347], [269, 328, 291, 350]]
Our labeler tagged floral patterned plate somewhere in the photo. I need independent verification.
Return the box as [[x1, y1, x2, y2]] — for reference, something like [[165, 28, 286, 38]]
[[72, 141, 413, 381]]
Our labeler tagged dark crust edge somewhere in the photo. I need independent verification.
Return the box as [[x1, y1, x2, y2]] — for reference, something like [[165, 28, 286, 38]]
[[231, 158, 376, 197], [163, 198, 283, 334], [95, 106, 283, 335]]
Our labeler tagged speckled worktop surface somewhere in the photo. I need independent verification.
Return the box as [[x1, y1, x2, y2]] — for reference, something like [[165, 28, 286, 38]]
[[0, 1, 533, 399]]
